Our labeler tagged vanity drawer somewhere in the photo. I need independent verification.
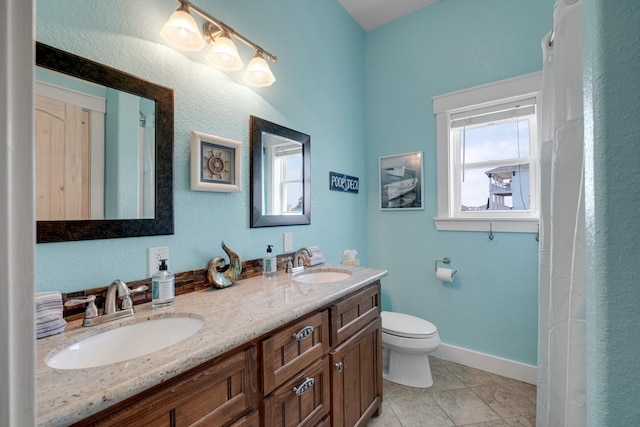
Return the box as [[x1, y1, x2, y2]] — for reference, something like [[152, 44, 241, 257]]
[[261, 310, 330, 394], [330, 281, 380, 346], [262, 357, 331, 427]]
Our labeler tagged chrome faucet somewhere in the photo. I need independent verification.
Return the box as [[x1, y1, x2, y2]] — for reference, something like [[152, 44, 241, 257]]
[[293, 247, 312, 269], [65, 280, 148, 327], [104, 279, 133, 314]]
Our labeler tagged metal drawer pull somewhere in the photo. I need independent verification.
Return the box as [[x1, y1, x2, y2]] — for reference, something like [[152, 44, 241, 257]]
[[293, 377, 315, 396], [335, 362, 344, 372], [292, 326, 314, 341]]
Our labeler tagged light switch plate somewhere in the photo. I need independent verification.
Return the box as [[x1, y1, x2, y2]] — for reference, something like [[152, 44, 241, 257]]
[[148, 246, 169, 277], [283, 233, 293, 252]]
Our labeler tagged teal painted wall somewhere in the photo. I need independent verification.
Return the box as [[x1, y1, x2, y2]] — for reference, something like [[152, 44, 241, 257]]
[[584, 0, 640, 424], [365, 0, 555, 365], [37, 0, 559, 369], [35, 0, 367, 292]]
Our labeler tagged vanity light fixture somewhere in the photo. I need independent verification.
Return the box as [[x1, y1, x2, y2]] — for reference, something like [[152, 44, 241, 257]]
[[243, 51, 276, 87], [161, 0, 277, 86], [160, 2, 206, 51], [205, 27, 243, 71]]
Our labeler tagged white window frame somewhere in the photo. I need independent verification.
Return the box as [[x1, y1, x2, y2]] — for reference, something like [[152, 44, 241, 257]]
[[433, 72, 541, 233]]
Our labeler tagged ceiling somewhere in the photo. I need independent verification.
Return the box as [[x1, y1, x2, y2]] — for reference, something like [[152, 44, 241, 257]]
[[338, 0, 439, 31]]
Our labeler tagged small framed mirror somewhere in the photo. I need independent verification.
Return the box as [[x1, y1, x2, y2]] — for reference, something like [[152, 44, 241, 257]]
[[250, 116, 310, 228], [35, 42, 174, 243]]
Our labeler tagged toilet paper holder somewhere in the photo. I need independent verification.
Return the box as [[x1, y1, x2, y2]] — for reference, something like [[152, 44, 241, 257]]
[[435, 257, 457, 275]]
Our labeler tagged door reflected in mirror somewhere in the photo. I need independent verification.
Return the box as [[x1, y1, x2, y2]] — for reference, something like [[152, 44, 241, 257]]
[[250, 116, 310, 228], [36, 67, 156, 221], [36, 42, 174, 243]]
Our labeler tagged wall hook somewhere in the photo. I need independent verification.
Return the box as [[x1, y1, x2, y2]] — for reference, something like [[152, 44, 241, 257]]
[[488, 223, 494, 240]]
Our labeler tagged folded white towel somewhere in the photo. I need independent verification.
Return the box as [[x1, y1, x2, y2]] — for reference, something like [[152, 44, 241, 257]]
[[37, 317, 67, 339], [36, 292, 63, 310], [36, 296, 63, 318], [35, 292, 66, 339], [308, 246, 326, 266], [35, 291, 63, 299]]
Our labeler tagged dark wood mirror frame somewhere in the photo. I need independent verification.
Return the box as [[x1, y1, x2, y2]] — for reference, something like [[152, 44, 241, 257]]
[[250, 116, 311, 228], [36, 42, 174, 243]]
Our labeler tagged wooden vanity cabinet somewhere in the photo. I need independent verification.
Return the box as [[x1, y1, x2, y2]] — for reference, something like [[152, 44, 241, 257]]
[[72, 280, 382, 427], [261, 281, 382, 427], [329, 282, 382, 426], [73, 346, 259, 427]]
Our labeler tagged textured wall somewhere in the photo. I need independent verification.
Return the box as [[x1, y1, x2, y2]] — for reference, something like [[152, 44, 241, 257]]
[[584, 0, 640, 424], [36, 0, 564, 368], [364, 0, 555, 365], [35, 0, 367, 292]]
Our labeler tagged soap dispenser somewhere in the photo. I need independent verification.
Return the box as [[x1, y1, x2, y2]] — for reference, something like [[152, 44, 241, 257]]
[[263, 245, 277, 278], [152, 259, 174, 307]]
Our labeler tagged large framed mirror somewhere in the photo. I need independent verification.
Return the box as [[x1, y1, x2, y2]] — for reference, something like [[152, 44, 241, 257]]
[[250, 116, 310, 228], [35, 42, 174, 243]]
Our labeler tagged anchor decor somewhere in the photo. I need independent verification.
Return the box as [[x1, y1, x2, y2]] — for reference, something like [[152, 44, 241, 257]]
[[207, 241, 242, 289]]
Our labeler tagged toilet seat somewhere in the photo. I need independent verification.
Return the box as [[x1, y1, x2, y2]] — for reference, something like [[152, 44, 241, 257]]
[[381, 311, 438, 339]]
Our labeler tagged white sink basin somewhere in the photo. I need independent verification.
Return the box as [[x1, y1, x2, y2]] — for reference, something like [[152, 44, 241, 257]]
[[46, 316, 204, 370], [293, 270, 352, 284]]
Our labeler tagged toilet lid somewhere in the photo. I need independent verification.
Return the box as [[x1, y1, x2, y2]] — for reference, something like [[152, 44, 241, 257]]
[[381, 311, 438, 339]]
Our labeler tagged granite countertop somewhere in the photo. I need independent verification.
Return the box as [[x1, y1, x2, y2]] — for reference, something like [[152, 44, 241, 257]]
[[37, 265, 387, 426]]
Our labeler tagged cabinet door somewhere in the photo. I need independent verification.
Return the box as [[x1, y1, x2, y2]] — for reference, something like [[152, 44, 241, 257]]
[[261, 310, 330, 394], [262, 358, 331, 427], [330, 282, 380, 346], [172, 346, 259, 426], [330, 319, 382, 427]]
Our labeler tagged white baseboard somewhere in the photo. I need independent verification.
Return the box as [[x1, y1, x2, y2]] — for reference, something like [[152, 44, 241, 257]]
[[431, 343, 537, 385]]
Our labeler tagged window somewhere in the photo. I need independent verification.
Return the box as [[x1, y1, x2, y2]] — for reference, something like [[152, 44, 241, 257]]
[[264, 137, 303, 215], [433, 72, 540, 232]]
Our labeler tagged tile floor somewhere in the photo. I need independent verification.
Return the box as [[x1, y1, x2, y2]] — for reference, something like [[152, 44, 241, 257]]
[[367, 357, 536, 427]]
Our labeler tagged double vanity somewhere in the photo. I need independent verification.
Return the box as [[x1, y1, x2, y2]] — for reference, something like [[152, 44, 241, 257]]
[[37, 266, 387, 426]]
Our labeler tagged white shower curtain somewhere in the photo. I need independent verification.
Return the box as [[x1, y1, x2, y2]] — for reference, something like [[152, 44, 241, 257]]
[[537, 1, 586, 426]]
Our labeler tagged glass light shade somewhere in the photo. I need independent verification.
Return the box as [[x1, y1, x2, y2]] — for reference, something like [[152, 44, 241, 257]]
[[243, 55, 276, 87], [160, 9, 205, 52], [206, 36, 243, 71]]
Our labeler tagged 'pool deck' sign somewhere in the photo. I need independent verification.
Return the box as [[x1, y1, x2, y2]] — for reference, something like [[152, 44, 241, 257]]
[[329, 172, 359, 194]]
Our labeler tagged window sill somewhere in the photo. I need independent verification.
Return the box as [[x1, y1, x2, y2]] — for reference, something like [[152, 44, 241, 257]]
[[434, 217, 539, 233]]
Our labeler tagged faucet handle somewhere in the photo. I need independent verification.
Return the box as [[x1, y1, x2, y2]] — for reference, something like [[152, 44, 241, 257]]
[[65, 295, 99, 323], [119, 285, 148, 310], [129, 285, 148, 294]]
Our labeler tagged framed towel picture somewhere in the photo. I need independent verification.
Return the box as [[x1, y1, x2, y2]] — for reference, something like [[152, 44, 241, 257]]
[[379, 151, 424, 210], [191, 131, 241, 192]]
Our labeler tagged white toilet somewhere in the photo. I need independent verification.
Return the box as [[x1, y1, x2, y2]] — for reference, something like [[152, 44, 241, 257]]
[[381, 311, 441, 388]]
